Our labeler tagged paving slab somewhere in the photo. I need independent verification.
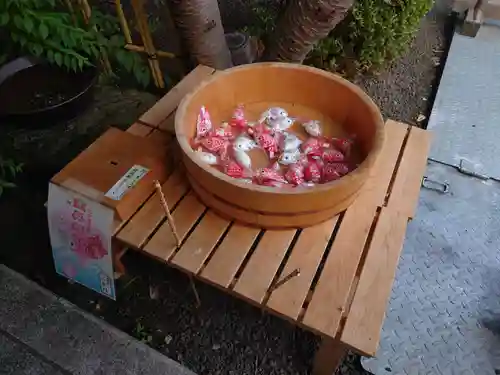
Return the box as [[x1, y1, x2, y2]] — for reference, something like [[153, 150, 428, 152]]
[[427, 21, 500, 179], [0, 265, 196, 375]]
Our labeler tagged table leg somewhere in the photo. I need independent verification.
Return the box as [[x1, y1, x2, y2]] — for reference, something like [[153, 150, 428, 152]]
[[112, 243, 128, 278], [312, 338, 347, 375]]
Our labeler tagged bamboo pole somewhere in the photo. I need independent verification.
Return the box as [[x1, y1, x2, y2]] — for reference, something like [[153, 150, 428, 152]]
[[115, 0, 133, 45], [131, 0, 165, 88], [77, 0, 112, 74], [63, 0, 77, 24], [154, 181, 181, 247], [125, 44, 175, 59]]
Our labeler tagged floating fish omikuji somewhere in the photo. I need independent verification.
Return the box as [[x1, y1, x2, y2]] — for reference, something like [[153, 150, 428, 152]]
[[304, 161, 322, 183], [321, 148, 345, 163], [303, 120, 322, 137], [285, 164, 305, 186], [255, 132, 279, 158], [322, 163, 350, 182], [230, 105, 248, 130], [196, 106, 212, 138], [259, 107, 288, 124], [191, 105, 357, 188], [201, 136, 229, 154]]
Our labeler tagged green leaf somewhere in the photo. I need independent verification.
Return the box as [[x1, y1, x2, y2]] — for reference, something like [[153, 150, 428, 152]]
[[1, 181, 16, 188], [39, 22, 49, 39], [24, 16, 34, 33], [64, 54, 71, 69], [31, 43, 43, 56], [0, 13, 9, 26], [71, 57, 78, 72], [14, 14, 23, 30], [47, 49, 54, 63], [54, 52, 62, 66]]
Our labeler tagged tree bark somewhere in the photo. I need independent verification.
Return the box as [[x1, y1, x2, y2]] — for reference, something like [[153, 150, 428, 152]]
[[169, 0, 233, 70], [264, 0, 355, 63]]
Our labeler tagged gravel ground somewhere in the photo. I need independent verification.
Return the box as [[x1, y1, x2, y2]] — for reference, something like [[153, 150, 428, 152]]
[[0, 9, 450, 375]]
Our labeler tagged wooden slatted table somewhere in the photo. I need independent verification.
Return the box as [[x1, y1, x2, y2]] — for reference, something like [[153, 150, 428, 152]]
[[114, 66, 432, 374]]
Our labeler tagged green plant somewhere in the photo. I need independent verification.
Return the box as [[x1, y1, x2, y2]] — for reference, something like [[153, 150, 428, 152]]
[[0, 0, 151, 87], [309, 0, 433, 72], [134, 322, 153, 345], [0, 158, 22, 197], [243, 0, 431, 73]]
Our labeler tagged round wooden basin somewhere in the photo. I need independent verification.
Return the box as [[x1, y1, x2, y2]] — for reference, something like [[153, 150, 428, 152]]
[[175, 63, 384, 229]]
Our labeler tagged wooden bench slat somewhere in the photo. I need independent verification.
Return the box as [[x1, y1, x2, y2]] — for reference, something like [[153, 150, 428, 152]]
[[127, 123, 154, 137], [233, 230, 296, 304], [340, 208, 407, 356], [301, 121, 409, 337], [139, 65, 215, 127], [266, 217, 338, 320], [199, 224, 260, 287], [302, 200, 378, 337], [146, 128, 173, 144], [386, 126, 432, 218], [158, 112, 176, 133], [143, 192, 205, 260], [370, 120, 409, 205], [170, 211, 230, 274], [116, 171, 188, 247]]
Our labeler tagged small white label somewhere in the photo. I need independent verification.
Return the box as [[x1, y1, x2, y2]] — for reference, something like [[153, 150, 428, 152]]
[[105, 165, 149, 200]]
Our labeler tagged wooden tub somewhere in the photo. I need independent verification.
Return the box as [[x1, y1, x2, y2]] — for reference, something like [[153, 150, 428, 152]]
[[175, 63, 384, 229]]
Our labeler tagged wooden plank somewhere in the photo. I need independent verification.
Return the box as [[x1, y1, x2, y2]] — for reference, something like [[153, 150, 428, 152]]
[[170, 211, 230, 274], [340, 208, 408, 356], [386, 126, 431, 218], [266, 217, 338, 320], [301, 199, 377, 337], [115, 171, 188, 248], [147, 128, 173, 145], [143, 192, 205, 260], [312, 339, 347, 375], [369, 120, 409, 206], [158, 112, 176, 134], [199, 224, 261, 287], [127, 122, 154, 137], [139, 65, 215, 127], [233, 230, 296, 304], [301, 121, 411, 337]]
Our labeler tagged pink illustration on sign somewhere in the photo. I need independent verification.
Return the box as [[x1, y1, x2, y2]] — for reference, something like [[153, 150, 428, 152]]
[[52, 197, 108, 266]]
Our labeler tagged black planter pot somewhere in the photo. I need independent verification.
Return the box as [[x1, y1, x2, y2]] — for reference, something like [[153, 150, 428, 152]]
[[0, 57, 98, 127]]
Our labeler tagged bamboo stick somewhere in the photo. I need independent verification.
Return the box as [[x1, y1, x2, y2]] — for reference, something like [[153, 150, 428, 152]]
[[115, 0, 133, 45], [125, 44, 175, 59], [63, 0, 77, 24], [77, 0, 112, 74], [154, 180, 181, 247], [131, 0, 164, 88]]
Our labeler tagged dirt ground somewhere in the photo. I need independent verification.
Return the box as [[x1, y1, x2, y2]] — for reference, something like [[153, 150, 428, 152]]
[[0, 9, 450, 375]]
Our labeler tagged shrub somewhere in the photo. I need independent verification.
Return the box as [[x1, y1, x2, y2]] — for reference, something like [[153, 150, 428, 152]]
[[0, 0, 151, 86], [244, 0, 432, 73], [308, 0, 433, 72], [0, 158, 22, 197]]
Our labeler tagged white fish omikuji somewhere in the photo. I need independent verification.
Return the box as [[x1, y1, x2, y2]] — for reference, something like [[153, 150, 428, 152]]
[[233, 135, 257, 152], [233, 148, 252, 170]]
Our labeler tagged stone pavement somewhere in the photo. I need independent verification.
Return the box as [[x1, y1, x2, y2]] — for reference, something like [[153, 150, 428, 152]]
[[0, 264, 196, 375]]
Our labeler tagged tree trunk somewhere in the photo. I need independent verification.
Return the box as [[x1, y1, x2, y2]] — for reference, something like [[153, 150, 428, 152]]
[[264, 0, 355, 63], [169, 0, 233, 70]]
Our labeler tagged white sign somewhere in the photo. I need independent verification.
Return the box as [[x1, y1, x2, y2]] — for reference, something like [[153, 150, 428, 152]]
[[105, 165, 149, 201]]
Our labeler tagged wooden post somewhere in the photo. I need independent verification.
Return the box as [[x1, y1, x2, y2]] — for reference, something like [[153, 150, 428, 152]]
[[312, 338, 347, 375]]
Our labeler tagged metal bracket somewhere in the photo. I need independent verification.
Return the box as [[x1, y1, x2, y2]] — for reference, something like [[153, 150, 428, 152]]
[[457, 159, 490, 180], [422, 177, 450, 193]]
